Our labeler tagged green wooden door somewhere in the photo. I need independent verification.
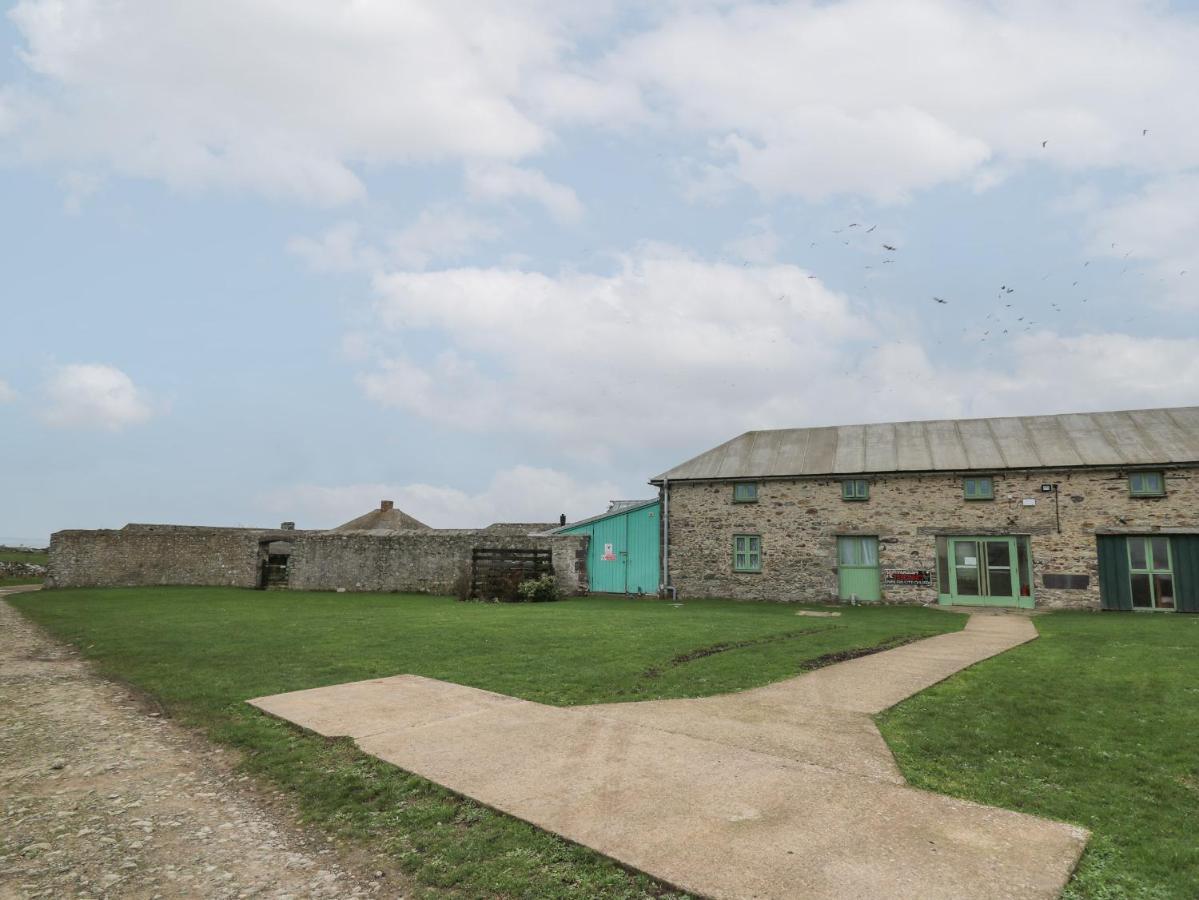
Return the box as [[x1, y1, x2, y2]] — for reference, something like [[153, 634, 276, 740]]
[[838, 536, 881, 602], [588, 514, 628, 593], [945, 536, 1028, 608]]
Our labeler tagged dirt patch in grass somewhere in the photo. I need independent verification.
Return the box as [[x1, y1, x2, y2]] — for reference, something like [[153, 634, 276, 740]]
[[640, 626, 836, 679]]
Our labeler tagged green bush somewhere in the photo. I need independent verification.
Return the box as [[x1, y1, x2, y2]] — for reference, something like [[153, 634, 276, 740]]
[[515, 574, 561, 603]]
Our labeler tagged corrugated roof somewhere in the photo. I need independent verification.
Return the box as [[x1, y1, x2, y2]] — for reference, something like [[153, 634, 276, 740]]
[[653, 406, 1199, 481], [549, 499, 659, 534]]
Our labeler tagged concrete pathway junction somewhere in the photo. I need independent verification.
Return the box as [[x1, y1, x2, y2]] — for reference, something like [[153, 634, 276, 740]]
[[251, 611, 1089, 900]]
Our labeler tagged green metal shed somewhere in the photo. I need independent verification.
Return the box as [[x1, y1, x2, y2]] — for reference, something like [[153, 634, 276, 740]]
[[556, 500, 661, 595]]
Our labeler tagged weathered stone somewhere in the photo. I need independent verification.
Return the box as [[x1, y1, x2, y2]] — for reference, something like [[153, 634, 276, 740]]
[[665, 467, 1199, 609]]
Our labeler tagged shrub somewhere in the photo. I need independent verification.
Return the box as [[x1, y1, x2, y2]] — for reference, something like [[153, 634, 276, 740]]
[[452, 566, 473, 602], [515, 573, 561, 603]]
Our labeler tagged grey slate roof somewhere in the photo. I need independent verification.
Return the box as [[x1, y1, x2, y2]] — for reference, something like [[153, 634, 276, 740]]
[[653, 406, 1199, 481]]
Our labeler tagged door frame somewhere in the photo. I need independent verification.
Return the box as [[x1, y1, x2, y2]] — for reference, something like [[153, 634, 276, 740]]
[[939, 535, 1033, 609], [837, 535, 881, 602]]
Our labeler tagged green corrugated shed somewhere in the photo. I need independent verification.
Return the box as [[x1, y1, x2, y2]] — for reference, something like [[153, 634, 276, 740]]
[[557, 500, 660, 594]]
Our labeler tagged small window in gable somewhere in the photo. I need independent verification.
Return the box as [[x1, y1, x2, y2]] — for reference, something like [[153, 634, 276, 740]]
[[841, 479, 869, 501], [1129, 471, 1165, 497], [733, 482, 758, 503], [733, 534, 762, 572], [964, 476, 994, 500]]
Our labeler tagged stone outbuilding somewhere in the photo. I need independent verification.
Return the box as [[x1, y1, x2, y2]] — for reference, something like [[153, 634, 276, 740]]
[[654, 405, 1199, 611]]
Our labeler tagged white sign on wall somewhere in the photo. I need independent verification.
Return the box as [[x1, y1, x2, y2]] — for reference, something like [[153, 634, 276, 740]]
[[601, 543, 616, 561]]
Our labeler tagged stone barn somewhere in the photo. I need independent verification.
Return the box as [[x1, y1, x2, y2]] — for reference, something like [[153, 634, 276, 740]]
[[655, 405, 1199, 612]]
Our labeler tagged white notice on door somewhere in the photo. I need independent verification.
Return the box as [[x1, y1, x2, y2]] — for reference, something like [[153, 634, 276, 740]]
[[601, 542, 616, 561], [963, 556, 977, 566]]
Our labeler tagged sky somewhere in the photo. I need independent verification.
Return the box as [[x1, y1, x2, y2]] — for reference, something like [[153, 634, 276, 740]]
[[2, 0, 1199, 545]]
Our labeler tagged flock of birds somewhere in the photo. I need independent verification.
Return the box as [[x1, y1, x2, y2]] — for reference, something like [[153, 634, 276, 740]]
[[765, 130, 1189, 360]]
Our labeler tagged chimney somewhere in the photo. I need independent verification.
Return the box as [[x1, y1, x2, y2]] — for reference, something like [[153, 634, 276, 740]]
[[381, 500, 394, 511], [559, 513, 567, 526]]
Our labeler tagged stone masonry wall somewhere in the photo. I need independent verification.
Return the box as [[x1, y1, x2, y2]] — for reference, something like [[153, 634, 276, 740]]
[[287, 531, 588, 594], [47, 525, 269, 589], [48, 524, 588, 595], [666, 466, 1199, 609]]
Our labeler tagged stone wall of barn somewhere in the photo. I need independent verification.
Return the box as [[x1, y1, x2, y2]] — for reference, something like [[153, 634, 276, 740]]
[[46, 525, 269, 589], [286, 531, 589, 595], [665, 466, 1199, 609], [47, 524, 589, 596]]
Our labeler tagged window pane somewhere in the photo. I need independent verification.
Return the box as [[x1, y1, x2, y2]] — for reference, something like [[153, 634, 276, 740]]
[[986, 541, 1011, 567], [1129, 538, 1148, 570], [837, 537, 855, 565], [1017, 537, 1032, 597], [1147, 473, 1164, 493], [734, 483, 757, 501], [936, 537, 949, 594], [989, 569, 1013, 596], [954, 541, 978, 567], [859, 538, 878, 566], [1151, 537, 1169, 571], [1131, 573, 1152, 608], [1156, 575, 1175, 609], [955, 567, 980, 596]]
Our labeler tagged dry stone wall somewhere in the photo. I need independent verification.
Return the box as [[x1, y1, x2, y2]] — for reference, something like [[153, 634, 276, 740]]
[[47, 525, 268, 589], [47, 524, 588, 595], [287, 531, 588, 594], [666, 466, 1199, 609]]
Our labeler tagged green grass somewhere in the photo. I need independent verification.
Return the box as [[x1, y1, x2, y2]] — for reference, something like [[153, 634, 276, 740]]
[[9, 587, 959, 898], [878, 612, 1199, 899], [0, 546, 47, 585]]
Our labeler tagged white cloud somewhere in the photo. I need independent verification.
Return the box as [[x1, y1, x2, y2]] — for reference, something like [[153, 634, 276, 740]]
[[3, 1, 607, 204], [263, 465, 623, 529], [358, 246, 873, 452], [0, 379, 16, 403], [389, 206, 502, 269], [465, 162, 584, 223], [40, 363, 153, 430], [1088, 174, 1199, 308], [608, 0, 1199, 201], [350, 245, 1199, 456], [287, 221, 379, 273]]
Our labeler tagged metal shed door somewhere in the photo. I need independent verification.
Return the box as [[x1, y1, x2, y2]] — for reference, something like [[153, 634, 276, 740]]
[[588, 514, 628, 593]]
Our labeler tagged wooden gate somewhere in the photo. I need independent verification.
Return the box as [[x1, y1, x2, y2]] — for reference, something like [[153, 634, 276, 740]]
[[471, 548, 553, 600]]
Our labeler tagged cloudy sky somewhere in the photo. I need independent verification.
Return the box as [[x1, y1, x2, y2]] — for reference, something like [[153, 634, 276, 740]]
[[2, 0, 1199, 544]]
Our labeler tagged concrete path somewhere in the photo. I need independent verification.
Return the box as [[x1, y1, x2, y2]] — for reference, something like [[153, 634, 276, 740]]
[[251, 613, 1089, 900]]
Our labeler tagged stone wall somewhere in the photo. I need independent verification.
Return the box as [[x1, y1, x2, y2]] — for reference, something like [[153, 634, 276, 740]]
[[47, 524, 588, 595], [47, 525, 271, 589], [287, 531, 588, 594], [664, 466, 1199, 609]]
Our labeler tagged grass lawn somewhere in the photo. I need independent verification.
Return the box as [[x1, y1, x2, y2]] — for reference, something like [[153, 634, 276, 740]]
[[879, 612, 1199, 900], [9, 587, 959, 899], [0, 546, 47, 586]]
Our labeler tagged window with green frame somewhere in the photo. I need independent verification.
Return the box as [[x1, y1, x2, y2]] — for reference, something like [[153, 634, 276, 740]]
[[841, 479, 869, 501], [733, 482, 758, 503], [1129, 471, 1165, 497], [963, 476, 994, 500], [733, 534, 762, 572]]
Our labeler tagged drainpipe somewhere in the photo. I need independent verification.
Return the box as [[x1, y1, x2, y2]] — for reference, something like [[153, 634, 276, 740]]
[[661, 477, 676, 600]]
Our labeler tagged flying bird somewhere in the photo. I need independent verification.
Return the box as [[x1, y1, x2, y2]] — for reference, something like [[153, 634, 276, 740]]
[[1041, 140, 1048, 148], [865, 225, 877, 233], [882, 244, 897, 251], [933, 297, 948, 304], [1143, 129, 1149, 136]]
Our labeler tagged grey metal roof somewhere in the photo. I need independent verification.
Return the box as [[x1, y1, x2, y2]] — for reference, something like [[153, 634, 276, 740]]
[[653, 406, 1199, 481], [548, 499, 659, 534]]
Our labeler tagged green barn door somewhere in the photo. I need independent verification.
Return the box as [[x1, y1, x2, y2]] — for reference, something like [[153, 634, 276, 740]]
[[946, 537, 1024, 607], [838, 536, 881, 602], [589, 514, 628, 593]]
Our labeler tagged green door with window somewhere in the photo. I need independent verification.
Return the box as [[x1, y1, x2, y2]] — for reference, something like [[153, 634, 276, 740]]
[[838, 536, 881, 602], [941, 536, 1031, 608], [1127, 536, 1175, 610]]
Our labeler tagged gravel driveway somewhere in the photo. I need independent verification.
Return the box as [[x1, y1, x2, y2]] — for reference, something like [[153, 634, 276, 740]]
[[0, 592, 404, 899]]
